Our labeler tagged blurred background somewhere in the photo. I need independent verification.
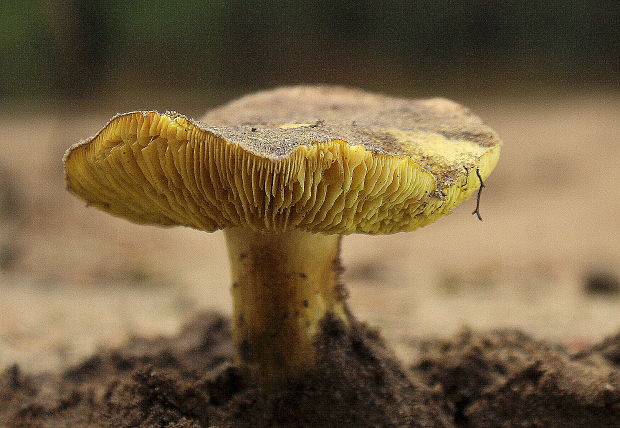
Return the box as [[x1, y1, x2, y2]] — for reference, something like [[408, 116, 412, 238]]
[[1, 1, 618, 372]]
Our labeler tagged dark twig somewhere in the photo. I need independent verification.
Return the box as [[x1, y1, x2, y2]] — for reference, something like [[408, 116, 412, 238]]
[[461, 166, 469, 188], [472, 168, 485, 221]]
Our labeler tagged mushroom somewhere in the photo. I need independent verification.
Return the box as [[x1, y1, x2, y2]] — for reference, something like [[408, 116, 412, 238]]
[[64, 86, 501, 388]]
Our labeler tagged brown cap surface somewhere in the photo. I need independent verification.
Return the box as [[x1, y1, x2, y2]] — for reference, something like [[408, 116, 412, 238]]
[[64, 85, 501, 234]]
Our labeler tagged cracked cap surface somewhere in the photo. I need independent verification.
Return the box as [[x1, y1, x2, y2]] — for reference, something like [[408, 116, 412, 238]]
[[64, 85, 501, 234]]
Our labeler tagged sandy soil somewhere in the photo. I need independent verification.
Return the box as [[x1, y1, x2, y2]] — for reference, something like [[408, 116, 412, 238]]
[[0, 91, 618, 375]]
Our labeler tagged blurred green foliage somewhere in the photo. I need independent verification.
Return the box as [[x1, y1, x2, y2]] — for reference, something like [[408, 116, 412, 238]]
[[1, 0, 618, 101]]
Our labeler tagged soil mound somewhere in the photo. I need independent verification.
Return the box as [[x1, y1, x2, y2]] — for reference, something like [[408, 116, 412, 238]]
[[412, 329, 620, 427], [1, 312, 619, 427]]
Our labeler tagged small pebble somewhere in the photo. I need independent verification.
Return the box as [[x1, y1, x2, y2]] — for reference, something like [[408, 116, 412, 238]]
[[584, 271, 620, 296]]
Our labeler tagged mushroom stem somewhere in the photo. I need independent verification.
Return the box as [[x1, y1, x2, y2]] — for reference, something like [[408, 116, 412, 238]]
[[224, 227, 349, 387]]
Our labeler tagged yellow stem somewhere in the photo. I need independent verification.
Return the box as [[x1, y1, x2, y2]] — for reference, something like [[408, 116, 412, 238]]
[[224, 227, 349, 387]]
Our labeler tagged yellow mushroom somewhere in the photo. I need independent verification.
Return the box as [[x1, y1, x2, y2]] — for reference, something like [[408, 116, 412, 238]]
[[64, 85, 501, 388]]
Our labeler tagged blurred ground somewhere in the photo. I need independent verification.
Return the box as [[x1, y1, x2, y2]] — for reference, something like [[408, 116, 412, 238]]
[[0, 90, 618, 373]]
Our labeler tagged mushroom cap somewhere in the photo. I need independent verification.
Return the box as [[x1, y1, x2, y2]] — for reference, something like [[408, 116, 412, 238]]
[[64, 86, 501, 234]]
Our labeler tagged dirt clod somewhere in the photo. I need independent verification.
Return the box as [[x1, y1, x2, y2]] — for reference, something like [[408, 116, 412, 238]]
[[584, 271, 620, 296]]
